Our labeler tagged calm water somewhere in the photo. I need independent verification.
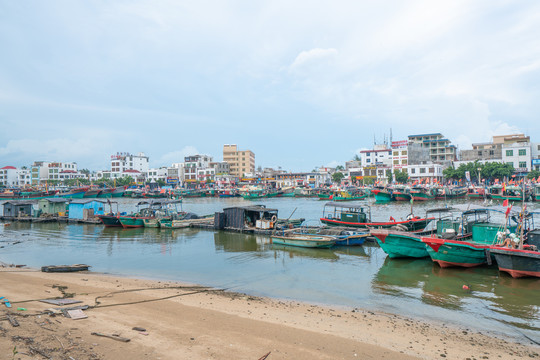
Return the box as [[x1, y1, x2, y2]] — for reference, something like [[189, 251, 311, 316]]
[[1, 197, 539, 341]]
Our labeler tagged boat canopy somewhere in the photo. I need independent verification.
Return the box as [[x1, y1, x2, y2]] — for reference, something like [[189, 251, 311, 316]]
[[323, 202, 369, 211]]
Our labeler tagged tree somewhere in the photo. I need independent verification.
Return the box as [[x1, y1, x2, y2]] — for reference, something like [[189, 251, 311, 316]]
[[335, 165, 345, 171], [156, 179, 167, 187], [116, 176, 134, 187], [332, 172, 344, 184], [527, 170, 540, 180], [389, 170, 409, 184], [352, 154, 361, 162]]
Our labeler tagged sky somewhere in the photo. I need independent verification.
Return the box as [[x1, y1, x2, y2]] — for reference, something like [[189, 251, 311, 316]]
[[0, 0, 539, 172]]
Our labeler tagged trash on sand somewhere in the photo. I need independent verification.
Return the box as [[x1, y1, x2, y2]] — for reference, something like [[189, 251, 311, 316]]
[[132, 327, 146, 332], [40, 299, 83, 306], [17, 307, 26, 311], [6, 314, 19, 327], [91, 332, 130, 342], [66, 309, 88, 320]]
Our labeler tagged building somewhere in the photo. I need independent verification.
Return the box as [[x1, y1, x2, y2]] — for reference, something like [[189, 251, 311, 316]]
[[391, 140, 409, 171], [460, 142, 502, 162], [502, 137, 532, 174], [210, 162, 230, 175], [408, 133, 456, 164], [0, 166, 19, 187], [67, 199, 106, 220], [146, 167, 168, 183], [110, 152, 149, 178], [407, 164, 443, 183], [29, 161, 78, 184], [223, 144, 255, 178], [532, 143, 540, 171], [183, 155, 213, 187], [359, 144, 393, 167]]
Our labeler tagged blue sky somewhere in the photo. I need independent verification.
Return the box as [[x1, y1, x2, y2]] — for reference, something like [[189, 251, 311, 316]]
[[0, 1, 538, 172]]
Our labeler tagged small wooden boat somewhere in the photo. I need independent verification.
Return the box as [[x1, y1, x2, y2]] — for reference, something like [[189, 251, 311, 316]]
[[41, 264, 90, 272], [271, 234, 336, 248]]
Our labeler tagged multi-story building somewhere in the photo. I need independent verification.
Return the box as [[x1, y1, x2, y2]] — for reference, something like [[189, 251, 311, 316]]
[[460, 142, 502, 162], [223, 144, 255, 178], [407, 164, 443, 183], [110, 152, 149, 178], [184, 155, 213, 185], [391, 140, 409, 171], [359, 144, 393, 167], [30, 161, 79, 184], [275, 172, 331, 188], [0, 166, 19, 187], [532, 143, 540, 172], [501, 135, 531, 173], [408, 133, 456, 164], [147, 167, 168, 183], [210, 162, 230, 175]]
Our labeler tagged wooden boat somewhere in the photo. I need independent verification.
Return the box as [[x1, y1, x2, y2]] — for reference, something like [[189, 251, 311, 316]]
[[111, 186, 126, 198], [83, 187, 102, 198], [370, 207, 466, 258], [271, 234, 336, 248], [467, 186, 487, 199], [372, 186, 394, 202], [97, 188, 115, 198], [334, 232, 369, 246], [410, 186, 436, 201], [392, 185, 411, 201], [421, 208, 517, 268], [97, 214, 122, 227], [489, 212, 540, 278], [58, 187, 88, 199], [488, 185, 525, 202], [434, 186, 467, 200], [320, 202, 433, 231]]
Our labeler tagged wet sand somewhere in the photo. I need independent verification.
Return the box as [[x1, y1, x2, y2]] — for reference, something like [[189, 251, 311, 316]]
[[0, 267, 538, 360]]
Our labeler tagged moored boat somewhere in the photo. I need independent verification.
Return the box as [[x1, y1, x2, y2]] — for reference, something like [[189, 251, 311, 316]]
[[271, 233, 336, 248], [410, 186, 436, 201], [320, 202, 433, 231], [392, 185, 411, 201]]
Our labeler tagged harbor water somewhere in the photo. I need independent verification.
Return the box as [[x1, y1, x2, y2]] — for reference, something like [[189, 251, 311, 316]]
[[1, 197, 539, 341]]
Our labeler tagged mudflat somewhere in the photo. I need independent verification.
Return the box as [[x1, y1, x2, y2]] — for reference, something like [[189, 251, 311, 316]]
[[0, 267, 538, 360]]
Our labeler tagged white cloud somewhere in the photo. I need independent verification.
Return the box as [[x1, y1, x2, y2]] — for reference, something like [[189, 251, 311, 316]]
[[156, 146, 200, 167], [290, 48, 338, 69]]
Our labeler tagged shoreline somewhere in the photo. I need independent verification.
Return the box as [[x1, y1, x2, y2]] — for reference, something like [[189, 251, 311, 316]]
[[1, 266, 538, 360]]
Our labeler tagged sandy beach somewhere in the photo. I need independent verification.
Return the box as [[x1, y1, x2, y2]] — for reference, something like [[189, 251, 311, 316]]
[[0, 266, 538, 360]]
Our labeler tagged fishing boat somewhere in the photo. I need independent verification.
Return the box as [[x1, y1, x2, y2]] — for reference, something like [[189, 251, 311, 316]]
[[488, 185, 526, 202], [97, 200, 122, 227], [489, 209, 540, 278], [83, 187, 102, 198], [410, 186, 436, 201], [271, 233, 336, 248], [111, 186, 126, 198], [434, 186, 467, 200], [421, 207, 517, 268], [392, 185, 411, 201], [320, 202, 433, 231], [371, 207, 466, 258], [57, 187, 88, 199], [467, 185, 487, 199], [96, 188, 115, 198], [371, 186, 394, 202], [533, 184, 540, 202], [142, 199, 184, 228], [118, 200, 165, 228], [332, 189, 368, 201], [334, 232, 369, 246]]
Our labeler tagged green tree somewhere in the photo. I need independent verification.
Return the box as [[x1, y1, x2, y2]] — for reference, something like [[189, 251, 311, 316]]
[[352, 154, 361, 162], [116, 176, 134, 187], [335, 165, 345, 171], [156, 179, 167, 187], [332, 172, 344, 184], [527, 170, 540, 180]]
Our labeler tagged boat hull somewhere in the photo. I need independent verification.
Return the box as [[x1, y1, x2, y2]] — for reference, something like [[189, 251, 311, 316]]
[[371, 230, 429, 258], [118, 216, 147, 228], [422, 238, 489, 268], [490, 247, 540, 278], [97, 214, 122, 227], [271, 235, 336, 248], [320, 217, 433, 231]]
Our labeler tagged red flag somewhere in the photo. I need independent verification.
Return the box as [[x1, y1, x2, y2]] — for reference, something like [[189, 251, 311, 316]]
[[390, 216, 396, 222], [503, 199, 509, 207], [537, 176, 540, 183], [505, 205, 512, 217]]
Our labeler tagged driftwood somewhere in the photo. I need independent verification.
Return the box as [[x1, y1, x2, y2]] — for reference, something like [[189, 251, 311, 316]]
[[91, 332, 130, 342], [6, 314, 19, 327]]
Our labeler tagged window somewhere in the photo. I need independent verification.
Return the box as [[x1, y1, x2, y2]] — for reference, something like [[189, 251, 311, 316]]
[[411, 168, 415, 174], [519, 161, 527, 169], [420, 168, 426, 174], [393, 160, 399, 164], [402, 151, 407, 156], [478, 151, 482, 156], [519, 149, 526, 156], [429, 168, 434, 173], [489, 150, 494, 155], [506, 150, 513, 156]]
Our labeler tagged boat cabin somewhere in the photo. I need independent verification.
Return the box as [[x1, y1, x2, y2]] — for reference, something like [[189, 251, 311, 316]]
[[68, 199, 106, 220], [214, 205, 278, 231], [322, 202, 371, 224]]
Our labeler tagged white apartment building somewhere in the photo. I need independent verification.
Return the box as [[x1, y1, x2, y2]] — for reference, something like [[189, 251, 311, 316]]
[[502, 142, 531, 173], [407, 164, 443, 183], [359, 145, 393, 167], [30, 161, 79, 184], [147, 167, 168, 183], [110, 152, 149, 177], [0, 166, 19, 186], [184, 155, 213, 184], [532, 143, 540, 171]]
